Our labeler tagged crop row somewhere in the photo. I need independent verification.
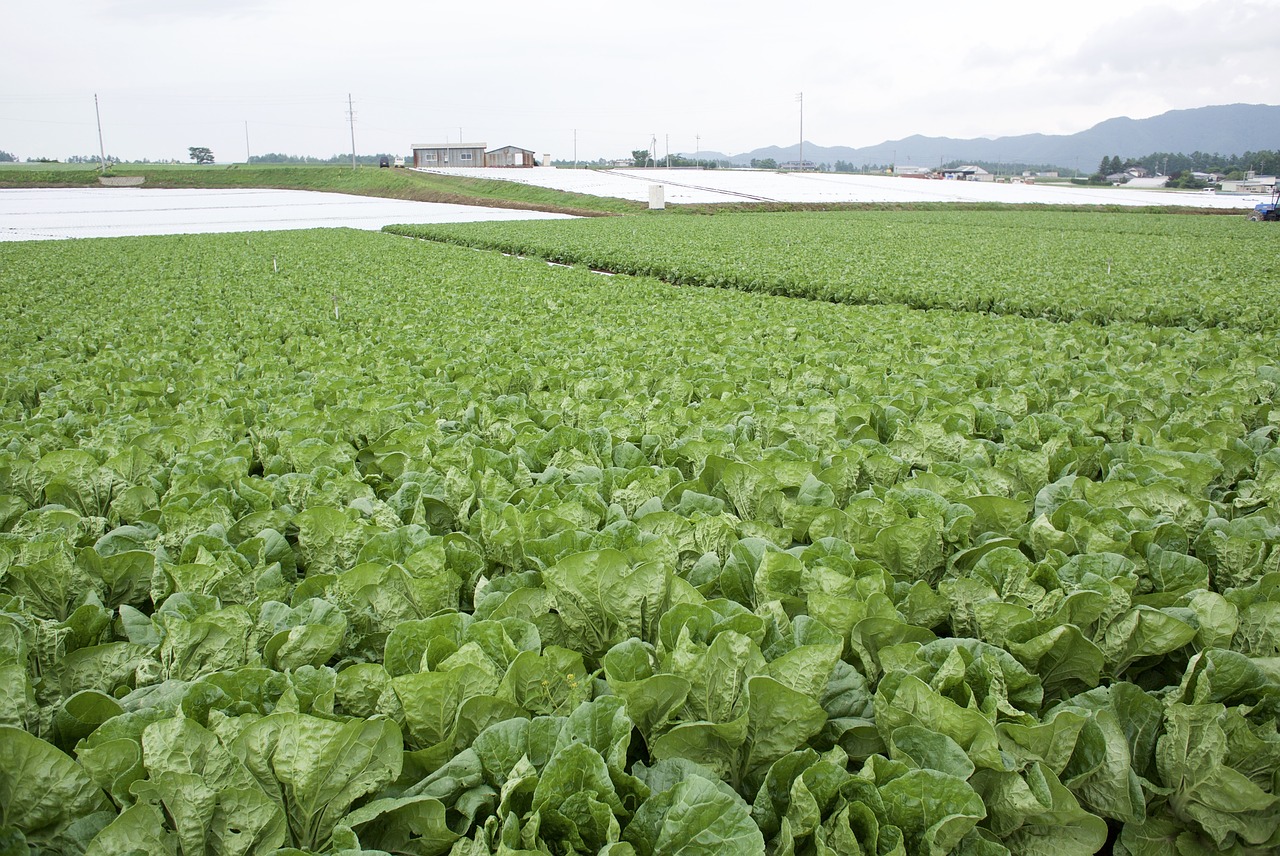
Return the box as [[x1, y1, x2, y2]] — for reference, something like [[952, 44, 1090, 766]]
[[386, 209, 1280, 331], [3, 230, 1280, 854]]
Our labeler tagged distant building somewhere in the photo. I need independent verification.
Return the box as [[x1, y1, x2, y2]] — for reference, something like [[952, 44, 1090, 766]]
[[1220, 175, 1276, 194], [485, 146, 538, 168], [893, 165, 934, 177], [412, 143, 541, 168], [1125, 176, 1170, 189], [412, 143, 487, 168], [779, 160, 819, 171], [1102, 167, 1154, 185], [612, 158, 635, 168], [941, 165, 992, 181]]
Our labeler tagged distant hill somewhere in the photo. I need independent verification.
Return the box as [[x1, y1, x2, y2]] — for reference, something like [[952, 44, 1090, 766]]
[[690, 104, 1280, 172]]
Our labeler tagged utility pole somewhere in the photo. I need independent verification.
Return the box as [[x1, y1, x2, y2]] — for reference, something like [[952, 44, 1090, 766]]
[[573, 129, 577, 169], [245, 121, 251, 164], [696, 134, 700, 168], [665, 133, 670, 168], [347, 94, 357, 170], [94, 94, 107, 172], [797, 92, 804, 170]]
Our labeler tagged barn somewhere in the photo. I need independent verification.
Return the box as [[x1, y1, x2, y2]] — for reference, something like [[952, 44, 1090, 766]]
[[485, 146, 538, 168]]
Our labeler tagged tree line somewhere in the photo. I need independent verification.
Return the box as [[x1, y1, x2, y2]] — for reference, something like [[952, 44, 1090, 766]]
[[1091, 150, 1279, 187], [247, 152, 404, 165], [1132, 149, 1279, 177]]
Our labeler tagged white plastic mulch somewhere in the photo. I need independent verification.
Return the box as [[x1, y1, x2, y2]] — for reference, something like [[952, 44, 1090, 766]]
[[418, 166, 1268, 210], [0, 187, 576, 242]]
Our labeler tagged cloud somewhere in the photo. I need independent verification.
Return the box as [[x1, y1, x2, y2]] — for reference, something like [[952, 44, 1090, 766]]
[[4, 0, 1275, 160]]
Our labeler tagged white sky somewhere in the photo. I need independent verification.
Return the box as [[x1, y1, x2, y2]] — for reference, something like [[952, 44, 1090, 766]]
[[2, 0, 1275, 163]]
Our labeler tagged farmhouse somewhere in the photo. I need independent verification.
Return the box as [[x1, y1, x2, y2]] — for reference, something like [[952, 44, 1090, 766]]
[[412, 143, 486, 168]]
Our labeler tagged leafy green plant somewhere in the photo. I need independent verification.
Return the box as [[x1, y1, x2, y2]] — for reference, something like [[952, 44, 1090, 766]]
[[3, 226, 1280, 853]]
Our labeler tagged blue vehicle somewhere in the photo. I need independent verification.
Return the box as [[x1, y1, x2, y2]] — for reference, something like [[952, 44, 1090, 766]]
[[1249, 186, 1280, 221]]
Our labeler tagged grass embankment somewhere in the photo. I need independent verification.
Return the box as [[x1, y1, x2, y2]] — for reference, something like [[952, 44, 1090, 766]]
[[0, 163, 642, 217]]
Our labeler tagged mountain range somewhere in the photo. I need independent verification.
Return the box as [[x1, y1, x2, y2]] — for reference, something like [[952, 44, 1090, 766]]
[[690, 104, 1280, 171]]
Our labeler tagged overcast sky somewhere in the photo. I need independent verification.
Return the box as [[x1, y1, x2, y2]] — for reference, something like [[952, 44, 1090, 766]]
[[2, 0, 1275, 162]]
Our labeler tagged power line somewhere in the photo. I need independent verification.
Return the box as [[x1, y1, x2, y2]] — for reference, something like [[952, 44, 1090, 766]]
[[94, 94, 107, 173], [797, 92, 804, 170], [346, 93, 356, 170]]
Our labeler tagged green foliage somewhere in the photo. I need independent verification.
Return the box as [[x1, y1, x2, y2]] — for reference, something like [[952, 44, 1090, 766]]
[[3, 224, 1280, 853]]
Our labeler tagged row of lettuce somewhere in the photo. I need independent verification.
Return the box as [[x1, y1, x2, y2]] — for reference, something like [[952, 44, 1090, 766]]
[[3, 230, 1280, 854], [385, 209, 1280, 331]]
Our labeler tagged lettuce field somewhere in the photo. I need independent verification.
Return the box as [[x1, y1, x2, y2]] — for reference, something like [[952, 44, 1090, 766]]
[[3, 213, 1280, 855], [388, 210, 1280, 331]]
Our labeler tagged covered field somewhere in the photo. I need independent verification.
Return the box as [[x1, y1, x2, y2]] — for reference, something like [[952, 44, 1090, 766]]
[[416, 166, 1267, 209], [0, 187, 574, 241]]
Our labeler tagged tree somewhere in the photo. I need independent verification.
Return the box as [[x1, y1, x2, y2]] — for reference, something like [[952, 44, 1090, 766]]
[[631, 149, 650, 167], [750, 158, 778, 170], [188, 147, 214, 165], [1167, 171, 1207, 190], [1098, 155, 1126, 176], [0, 150, 15, 163]]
